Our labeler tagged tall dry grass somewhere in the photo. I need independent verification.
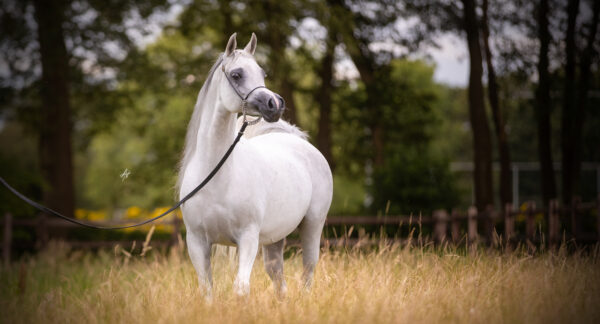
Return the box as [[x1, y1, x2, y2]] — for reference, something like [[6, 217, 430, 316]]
[[1, 240, 599, 324]]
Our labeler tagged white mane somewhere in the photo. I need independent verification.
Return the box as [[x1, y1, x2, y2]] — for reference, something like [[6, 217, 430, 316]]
[[176, 55, 223, 192], [235, 117, 309, 140]]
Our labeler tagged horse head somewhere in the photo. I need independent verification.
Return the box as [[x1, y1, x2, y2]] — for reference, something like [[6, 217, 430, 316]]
[[218, 33, 285, 122]]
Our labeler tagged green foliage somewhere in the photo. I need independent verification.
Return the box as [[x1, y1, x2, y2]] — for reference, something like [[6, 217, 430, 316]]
[[0, 122, 40, 217], [330, 58, 459, 214], [372, 150, 459, 215], [1, 1, 471, 219], [329, 175, 366, 215], [375, 60, 460, 213], [383, 59, 442, 150]]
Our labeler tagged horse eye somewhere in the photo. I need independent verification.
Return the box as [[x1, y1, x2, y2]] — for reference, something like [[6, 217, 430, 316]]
[[231, 72, 241, 80]]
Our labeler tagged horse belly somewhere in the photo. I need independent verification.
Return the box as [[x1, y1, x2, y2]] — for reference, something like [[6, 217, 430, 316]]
[[257, 172, 312, 244]]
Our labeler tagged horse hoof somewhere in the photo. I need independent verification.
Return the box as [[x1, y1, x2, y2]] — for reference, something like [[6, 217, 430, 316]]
[[275, 284, 287, 300], [233, 281, 250, 296]]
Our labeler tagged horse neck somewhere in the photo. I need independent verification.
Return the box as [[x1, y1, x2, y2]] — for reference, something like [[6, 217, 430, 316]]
[[194, 85, 238, 171]]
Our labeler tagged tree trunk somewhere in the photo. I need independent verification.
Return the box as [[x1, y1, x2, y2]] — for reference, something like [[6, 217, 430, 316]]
[[372, 121, 385, 166], [264, 0, 298, 125], [316, 30, 336, 169], [33, 0, 75, 219], [481, 0, 512, 206], [561, 0, 580, 204], [219, 0, 234, 49], [573, 0, 599, 199], [279, 77, 298, 125], [462, 0, 494, 229], [535, 0, 557, 205]]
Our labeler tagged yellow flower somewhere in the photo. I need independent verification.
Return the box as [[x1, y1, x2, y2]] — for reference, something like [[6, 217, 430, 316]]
[[126, 206, 143, 219], [535, 212, 544, 223], [88, 210, 107, 221], [519, 202, 528, 212], [151, 207, 170, 218], [75, 209, 87, 220]]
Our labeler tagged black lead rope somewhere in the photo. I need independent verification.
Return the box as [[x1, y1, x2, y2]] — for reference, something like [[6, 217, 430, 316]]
[[0, 121, 249, 230]]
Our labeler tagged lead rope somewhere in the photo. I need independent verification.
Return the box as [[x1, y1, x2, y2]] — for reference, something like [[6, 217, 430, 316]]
[[0, 61, 267, 230], [0, 120, 249, 230]]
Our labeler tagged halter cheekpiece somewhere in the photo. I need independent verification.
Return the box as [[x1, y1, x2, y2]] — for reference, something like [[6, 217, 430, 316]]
[[222, 63, 264, 126]]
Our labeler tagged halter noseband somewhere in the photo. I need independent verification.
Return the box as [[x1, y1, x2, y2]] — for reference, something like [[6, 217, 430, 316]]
[[222, 63, 264, 126]]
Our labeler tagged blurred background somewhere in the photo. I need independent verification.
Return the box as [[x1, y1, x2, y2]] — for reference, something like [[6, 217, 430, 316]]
[[0, 0, 599, 231]]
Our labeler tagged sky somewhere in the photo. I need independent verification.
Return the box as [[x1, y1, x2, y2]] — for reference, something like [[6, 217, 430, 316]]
[[293, 17, 470, 88], [428, 35, 469, 87], [0, 3, 470, 90], [142, 5, 471, 88]]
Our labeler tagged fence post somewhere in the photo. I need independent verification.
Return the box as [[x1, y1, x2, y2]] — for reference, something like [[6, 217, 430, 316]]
[[548, 199, 559, 246], [526, 201, 536, 242], [433, 210, 448, 244], [3, 213, 12, 267], [468, 206, 478, 243], [486, 205, 499, 245], [597, 194, 600, 242], [504, 203, 514, 244], [170, 215, 181, 248], [571, 197, 581, 241], [451, 209, 460, 244], [36, 213, 49, 249]]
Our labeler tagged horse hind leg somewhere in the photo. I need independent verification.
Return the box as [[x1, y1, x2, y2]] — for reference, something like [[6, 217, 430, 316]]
[[186, 232, 213, 300], [263, 239, 287, 297], [299, 216, 326, 289]]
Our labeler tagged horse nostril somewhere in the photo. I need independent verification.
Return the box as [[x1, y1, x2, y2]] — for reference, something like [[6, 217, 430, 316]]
[[278, 98, 285, 109], [267, 98, 275, 109]]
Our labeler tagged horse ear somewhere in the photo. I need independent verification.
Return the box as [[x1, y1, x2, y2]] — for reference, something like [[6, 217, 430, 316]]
[[244, 32, 257, 55], [225, 33, 237, 57]]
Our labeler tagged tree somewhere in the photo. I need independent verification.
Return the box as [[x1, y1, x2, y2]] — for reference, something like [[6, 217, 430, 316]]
[[328, 0, 429, 170], [1, 0, 169, 219], [572, 0, 599, 201], [330, 0, 386, 166], [384, 59, 458, 206], [315, 29, 336, 169], [561, 0, 580, 204], [32, 0, 74, 218], [261, 0, 302, 124], [535, 0, 557, 205], [481, 0, 512, 206], [462, 0, 494, 216], [314, 3, 342, 169], [406, 0, 495, 214]]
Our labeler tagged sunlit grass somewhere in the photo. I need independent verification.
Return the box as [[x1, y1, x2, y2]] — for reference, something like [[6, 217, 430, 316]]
[[1, 241, 599, 324]]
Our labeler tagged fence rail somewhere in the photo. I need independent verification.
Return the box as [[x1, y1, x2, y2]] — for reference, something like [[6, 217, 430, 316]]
[[2, 197, 600, 265]]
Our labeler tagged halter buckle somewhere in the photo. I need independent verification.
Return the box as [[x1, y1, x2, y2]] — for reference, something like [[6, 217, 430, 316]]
[[242, 100, 262, 126]]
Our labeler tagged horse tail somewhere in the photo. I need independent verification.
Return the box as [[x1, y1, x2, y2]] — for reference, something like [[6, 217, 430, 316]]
[[236, 117, 308, 140]]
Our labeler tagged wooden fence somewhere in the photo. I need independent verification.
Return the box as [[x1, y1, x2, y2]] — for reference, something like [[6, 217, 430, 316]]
[[326, 198, 600, 245], [2, 197, 600, 264]]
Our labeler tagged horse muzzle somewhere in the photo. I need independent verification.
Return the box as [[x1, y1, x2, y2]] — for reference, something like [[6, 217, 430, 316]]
[[249, 91, 285, 122]]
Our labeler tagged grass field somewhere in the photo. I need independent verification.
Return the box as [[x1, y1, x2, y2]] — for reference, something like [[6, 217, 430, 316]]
[[1, 240, 600, 324]]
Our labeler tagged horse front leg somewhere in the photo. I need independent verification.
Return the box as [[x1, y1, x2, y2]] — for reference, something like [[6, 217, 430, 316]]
[[186, 232, 213, 300], [233, 228, 259, 296]]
